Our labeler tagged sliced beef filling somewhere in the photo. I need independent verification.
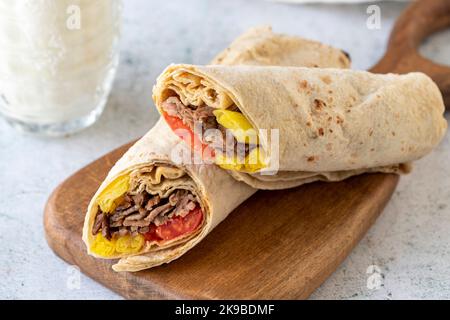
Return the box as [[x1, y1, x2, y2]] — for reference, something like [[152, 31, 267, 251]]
[[163, 96, 217, 130], [162, 96, 254, 159], [93, 189, 199, 240]]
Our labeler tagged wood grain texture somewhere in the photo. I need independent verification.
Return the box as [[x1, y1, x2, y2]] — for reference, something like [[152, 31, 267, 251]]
[[43, 0, 450, 299], [44, 141, 399, 299]]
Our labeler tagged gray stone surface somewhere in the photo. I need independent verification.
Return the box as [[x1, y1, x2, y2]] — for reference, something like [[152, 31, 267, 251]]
[[1, 0, 449, 299]]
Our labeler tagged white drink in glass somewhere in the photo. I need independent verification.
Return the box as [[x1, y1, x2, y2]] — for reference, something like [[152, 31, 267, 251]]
[[0, 0, 122, 135]]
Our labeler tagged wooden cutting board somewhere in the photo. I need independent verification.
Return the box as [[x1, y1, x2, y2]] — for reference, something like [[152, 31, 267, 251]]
[[44, 0, 450, 299]]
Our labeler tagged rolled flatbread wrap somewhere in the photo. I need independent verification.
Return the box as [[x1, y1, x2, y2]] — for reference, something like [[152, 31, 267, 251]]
[[211, 26, 350, 68], [153, 65, 447, 189], [83, 27, 350, 272], [82, 119, 255, 272]]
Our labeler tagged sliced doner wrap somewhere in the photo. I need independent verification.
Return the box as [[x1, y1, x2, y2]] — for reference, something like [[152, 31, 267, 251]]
[[153, 65, 447, 189], [83, 26, 351, 271], [82, 119, 255, 272]]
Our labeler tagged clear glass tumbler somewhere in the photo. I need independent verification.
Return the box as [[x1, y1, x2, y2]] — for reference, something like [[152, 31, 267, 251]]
[[0, 0, 122, 135]]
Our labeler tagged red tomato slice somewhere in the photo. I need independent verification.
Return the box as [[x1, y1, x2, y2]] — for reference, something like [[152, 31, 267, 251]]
[[143, 225, 161, 242], [162, 112, 215, 161], [144, 207, 204, 242]]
